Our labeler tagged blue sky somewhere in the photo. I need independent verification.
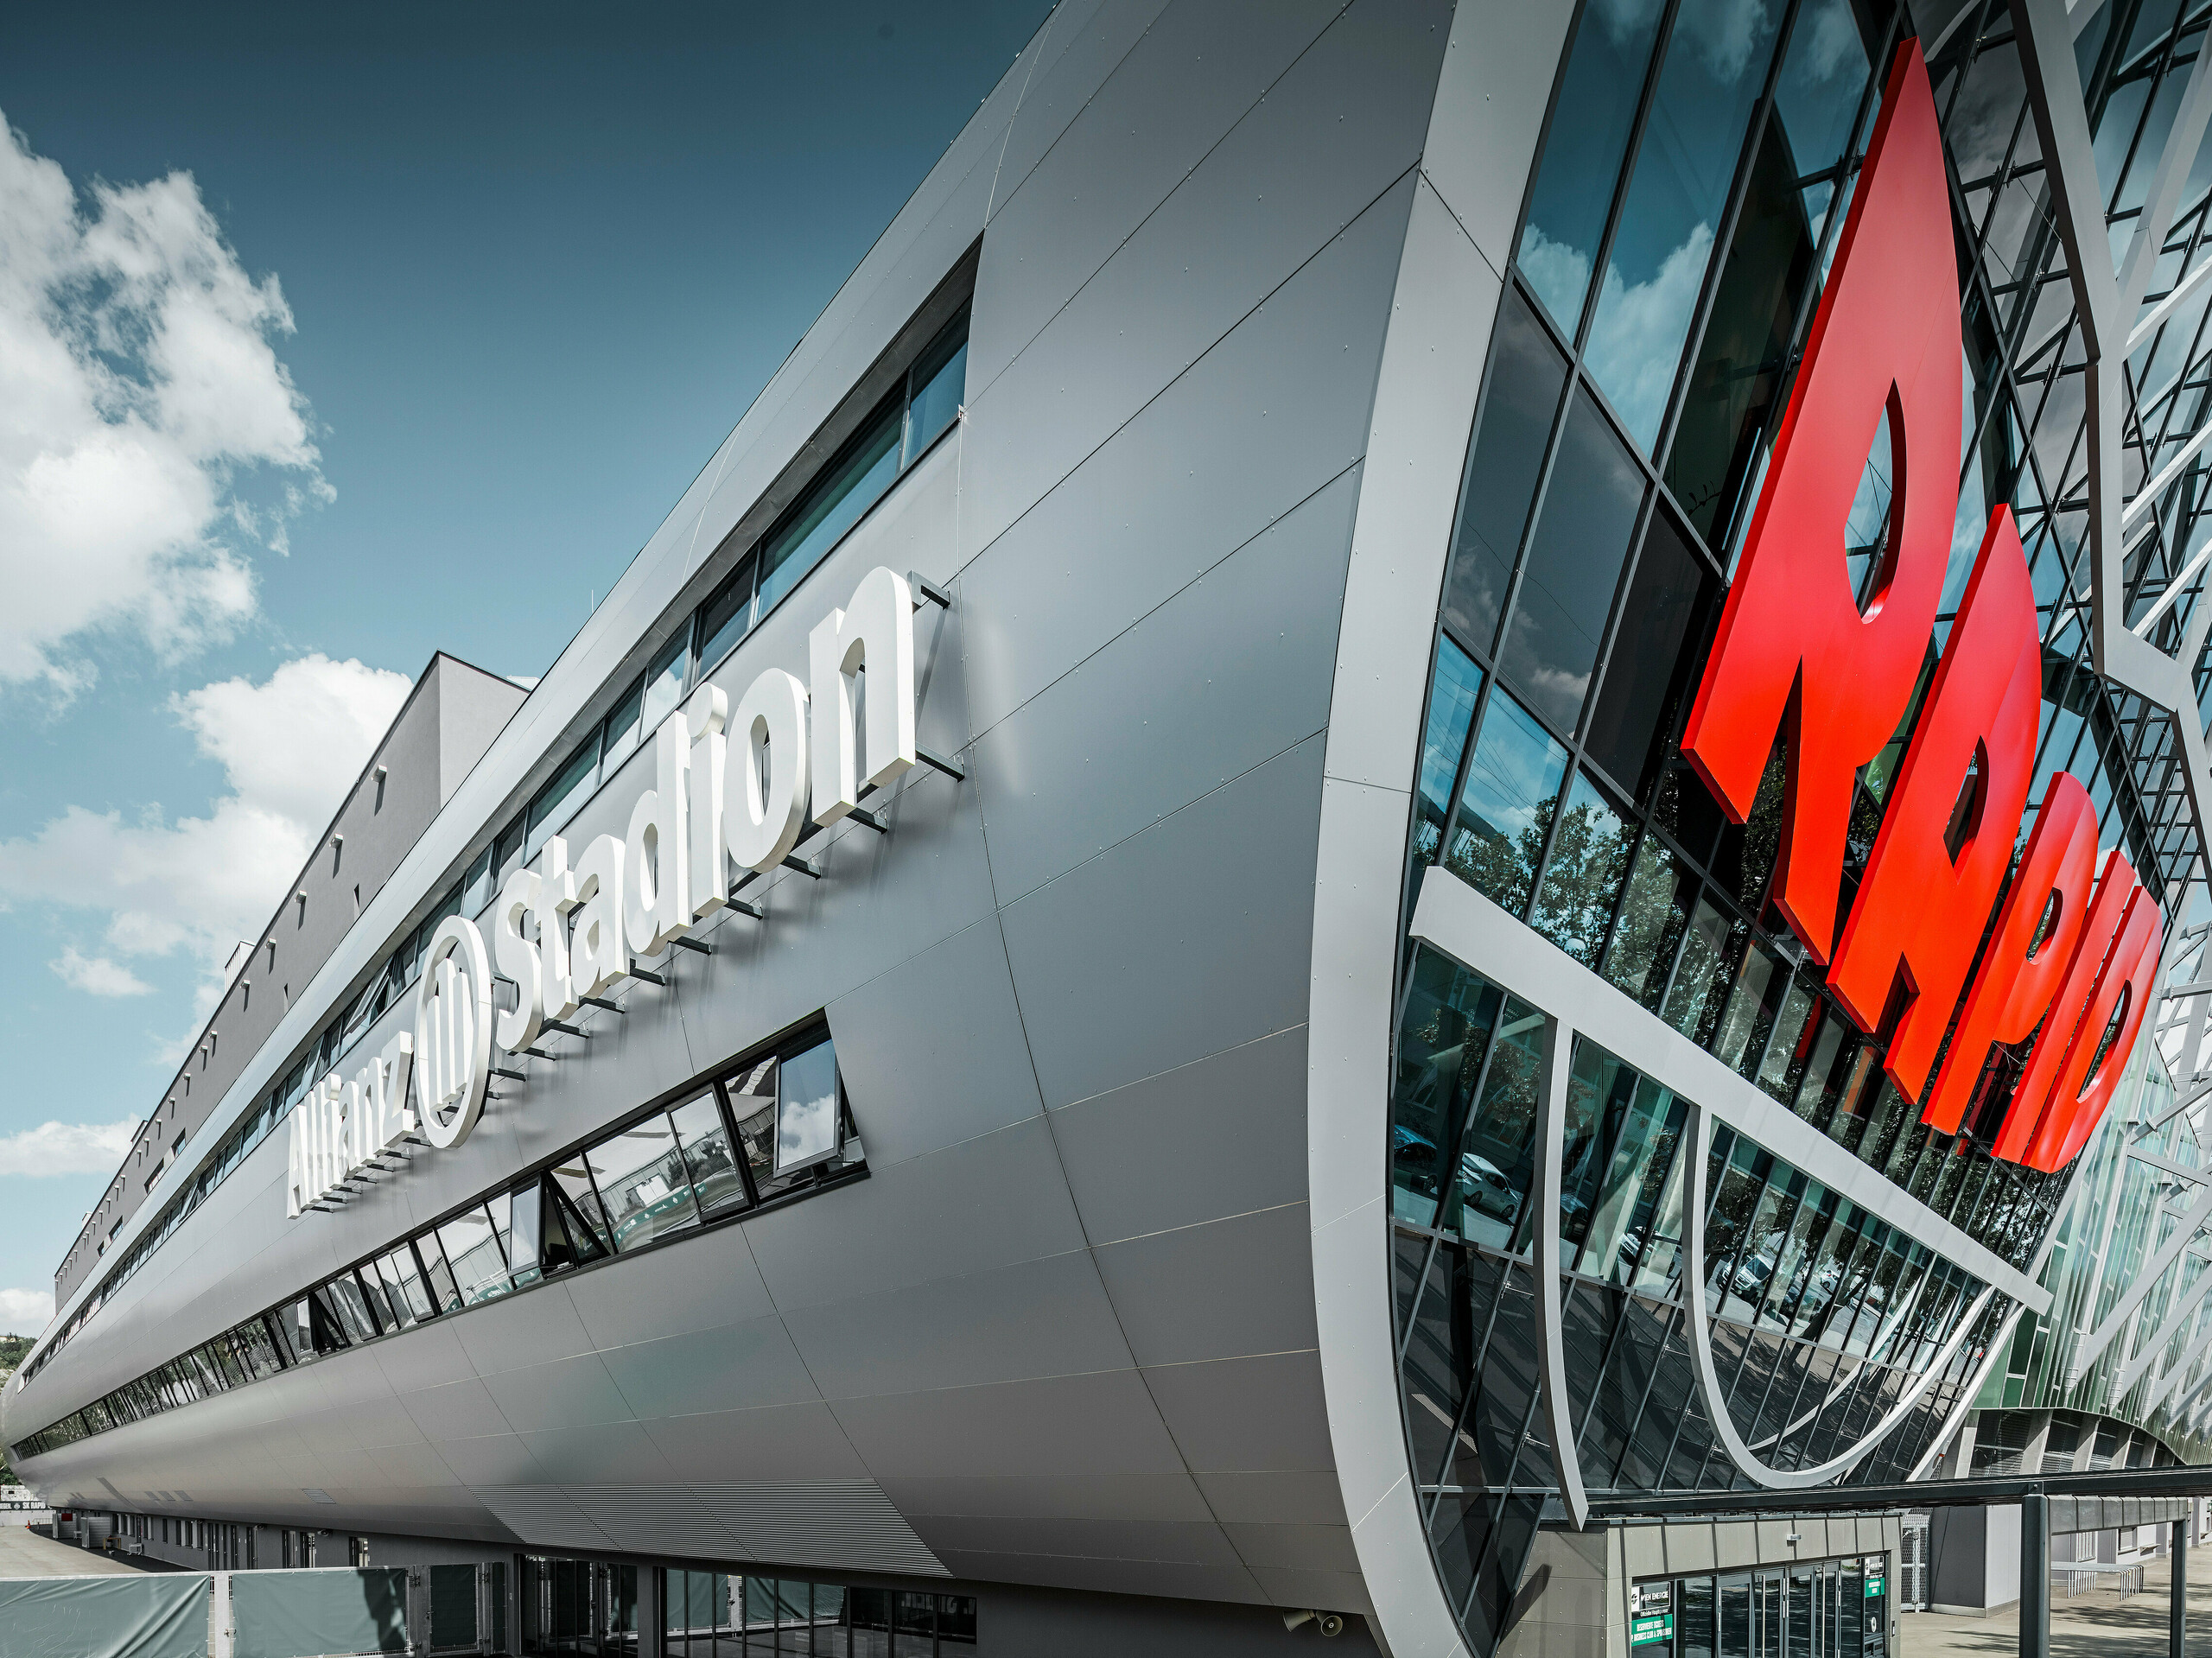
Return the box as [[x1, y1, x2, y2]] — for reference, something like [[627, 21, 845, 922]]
[[0, 2, 1052, 1327]]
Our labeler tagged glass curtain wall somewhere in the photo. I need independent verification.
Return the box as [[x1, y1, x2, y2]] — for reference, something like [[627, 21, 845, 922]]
[[521, 1558, 638, 1657], [1390, 945, 2000, 1647], [1392, 2, 2212, 1645]]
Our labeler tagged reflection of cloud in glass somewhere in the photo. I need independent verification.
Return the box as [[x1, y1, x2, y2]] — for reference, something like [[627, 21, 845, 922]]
[[1592, 0, 1665, 48], [1519, 225, 1593, 339], [1789, 0, 1859, 82], [1460, 696, 1567, 843], [1670, 0, 1772, 82], [1586, 223, 1714, 450], [776, 1041, 840, 1173], [1419, 647, 1483, 813], [1521, 662, 1592, 715]]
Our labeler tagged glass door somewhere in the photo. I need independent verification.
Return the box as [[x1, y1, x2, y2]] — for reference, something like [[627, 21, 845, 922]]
[[1753, 1571, 1783, 1658], [1787, 1566, 1813, 1658]]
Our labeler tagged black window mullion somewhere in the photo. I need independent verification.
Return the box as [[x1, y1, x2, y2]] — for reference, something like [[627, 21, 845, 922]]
[[714, 1078, 764, 1208]]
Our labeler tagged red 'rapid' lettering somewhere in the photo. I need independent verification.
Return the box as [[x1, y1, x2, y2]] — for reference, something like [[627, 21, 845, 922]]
[[2021, 886, 2161, 1172], [1991, 850, 2136, 1166], [1679, 41, 1961, 966], [1828, 508, 2041, 1100], [1918, 772, 2097, 1134]]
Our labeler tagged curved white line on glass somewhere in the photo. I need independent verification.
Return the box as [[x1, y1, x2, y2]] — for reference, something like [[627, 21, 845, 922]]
[[1406, 872, 2049, 1316], [1679, 1101, 2003, 1489], [1533, 1015, 1591, 1528]]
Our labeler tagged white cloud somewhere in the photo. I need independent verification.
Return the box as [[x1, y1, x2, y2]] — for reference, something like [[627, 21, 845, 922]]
[[1517, 224, 1592, 339], [48, 945, 152, 998], [0, 1287, 52, 1334], [0, 109, 327, 695], [1675, 0, 1771, 83], [1594, 0, 1773, 83], [1790, 0, 1860, 84], [1585, 223, 1716, 448], [0, 1120, 138, 1177], [0, 654, 412, 1026]]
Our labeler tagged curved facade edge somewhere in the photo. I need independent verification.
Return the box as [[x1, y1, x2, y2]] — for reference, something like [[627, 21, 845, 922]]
[[1306, 8, 1574, 1655]]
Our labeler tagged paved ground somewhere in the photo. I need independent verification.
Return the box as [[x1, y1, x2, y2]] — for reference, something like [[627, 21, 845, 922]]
[[1907, 1550, 2212, 1658], [0, 1525, 150, 1579]]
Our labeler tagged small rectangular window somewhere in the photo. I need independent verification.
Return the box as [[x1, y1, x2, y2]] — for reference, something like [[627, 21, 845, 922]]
[[775, 1037, 842, 1178], [640, 629, 690, 738], [695, 556, 758, 679], [376, 1249, 428, 1328], [601, 678, 645, 773], [302, 1289, 352, 1356], [509, 1178, 607, 1283], [460, 844, 497, 918], [524, 734, 602, 861], [507, 1183, 545, 1288], [438, 1206, 512, 1305], [586, 1113, 702, 1251], [728, 1034, 858, 1204], [670, 1092, 746, 1219], [323, 1274, 378, 1344], [757, 400, 902, 619], [358, 1255, 402, 1335], [903, 314, 969, 465], [233, 1318, 285, 1380], [416, 1231, 462, 1315], [548, 1161, 613, 1256], [493, 813, 529, 884]]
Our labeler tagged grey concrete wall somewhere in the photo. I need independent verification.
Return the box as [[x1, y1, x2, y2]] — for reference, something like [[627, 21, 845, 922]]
[[1928, 1507, 1993, 1614], [13, 0, 1459, 1627], [434, 657, 524, 805]]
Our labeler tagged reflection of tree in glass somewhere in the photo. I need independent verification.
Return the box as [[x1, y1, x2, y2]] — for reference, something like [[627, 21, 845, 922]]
[[1740, 750, 1787, 906], [1533, 801, 1637, 965], [1605, 838, 1692, 1008], [1389, 956, 1501, 1228], [1445, 793, 1560, 914], [1701, 1148, 1767, 1293], [1465, 1005, 1547, 1241]]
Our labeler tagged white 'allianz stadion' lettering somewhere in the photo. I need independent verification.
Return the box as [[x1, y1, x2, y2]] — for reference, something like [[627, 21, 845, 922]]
[[286, 565, 928, 1219]]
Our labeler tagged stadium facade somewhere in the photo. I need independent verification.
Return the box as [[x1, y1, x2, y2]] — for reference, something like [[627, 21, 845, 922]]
[[12, 2, 2212, 1654]]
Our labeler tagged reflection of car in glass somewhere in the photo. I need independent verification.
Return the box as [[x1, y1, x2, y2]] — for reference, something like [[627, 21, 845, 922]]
[[1457, 1153, 1519, 1221], [1392, 1124, 1440, 1191], [1617, 1228, 1644, 1271], [608, 1155, 696, 1249], [1559, 1189, 1592, 1236], [1786, 1256, 1845, 1320], [1730, 1253, 1778, 1299]]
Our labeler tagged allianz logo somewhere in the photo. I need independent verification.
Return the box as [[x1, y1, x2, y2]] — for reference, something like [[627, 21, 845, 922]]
[[288, 566, 947, 1218]]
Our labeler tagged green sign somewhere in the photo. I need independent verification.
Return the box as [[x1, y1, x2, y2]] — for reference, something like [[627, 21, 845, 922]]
[[1632, 1615, 1675, 1645], [1865, 1578, 1885, 1598]]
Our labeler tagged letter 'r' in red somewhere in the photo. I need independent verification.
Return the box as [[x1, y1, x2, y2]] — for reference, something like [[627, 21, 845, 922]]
[[1680, 41, 1960, 966]]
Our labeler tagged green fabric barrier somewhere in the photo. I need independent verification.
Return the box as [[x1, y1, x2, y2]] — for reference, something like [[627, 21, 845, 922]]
[[231, 1569, 407, 1658], [0, 1572, 211, 1658], [427, 1565, 475, 1648]]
